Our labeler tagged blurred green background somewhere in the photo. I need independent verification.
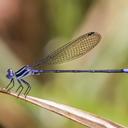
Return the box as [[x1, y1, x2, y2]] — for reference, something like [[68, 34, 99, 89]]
[[0, 0, 128, 128]]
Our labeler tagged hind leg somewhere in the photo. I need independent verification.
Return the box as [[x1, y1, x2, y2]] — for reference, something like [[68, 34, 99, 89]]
[[21, 79, 31, 97]]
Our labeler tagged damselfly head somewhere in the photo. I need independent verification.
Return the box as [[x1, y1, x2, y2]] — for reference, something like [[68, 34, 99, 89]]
[[6, 69, 15, 79]]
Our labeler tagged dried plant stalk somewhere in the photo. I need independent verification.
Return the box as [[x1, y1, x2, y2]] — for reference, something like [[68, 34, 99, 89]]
[[0, 88, 126, 128]]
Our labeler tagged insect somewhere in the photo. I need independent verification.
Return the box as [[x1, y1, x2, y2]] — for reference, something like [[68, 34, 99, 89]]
[[5, 32, 127, 97]]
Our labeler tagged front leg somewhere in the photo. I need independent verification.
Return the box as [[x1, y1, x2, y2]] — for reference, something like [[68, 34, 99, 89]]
[[5, 79, 14, 92]]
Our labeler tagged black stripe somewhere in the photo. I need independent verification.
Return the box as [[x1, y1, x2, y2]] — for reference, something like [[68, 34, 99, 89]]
[[16, 66, 29, 78], [16, 66, 26, 74]]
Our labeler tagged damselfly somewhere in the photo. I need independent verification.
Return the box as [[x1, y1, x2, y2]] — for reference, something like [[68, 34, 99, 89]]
[[5, 32, 128, 97]]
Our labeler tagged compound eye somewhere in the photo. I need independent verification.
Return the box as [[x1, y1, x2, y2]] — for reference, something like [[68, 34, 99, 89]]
[[6, 69, 14, 79]]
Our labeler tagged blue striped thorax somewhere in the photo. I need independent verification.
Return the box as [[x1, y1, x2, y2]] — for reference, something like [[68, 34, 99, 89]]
[[6, 65, 33, 80], [15, 65, 32, 79]]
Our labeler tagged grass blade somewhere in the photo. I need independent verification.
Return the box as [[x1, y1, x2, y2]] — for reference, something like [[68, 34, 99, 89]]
[[0, 88, 126, 128]]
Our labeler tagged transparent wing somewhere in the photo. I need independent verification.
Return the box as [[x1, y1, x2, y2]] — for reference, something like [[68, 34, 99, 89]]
[[32, 32, 101, 67]]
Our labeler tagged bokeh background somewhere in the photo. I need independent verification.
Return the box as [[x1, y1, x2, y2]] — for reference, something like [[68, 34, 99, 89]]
[[0, 0, 128, 128]]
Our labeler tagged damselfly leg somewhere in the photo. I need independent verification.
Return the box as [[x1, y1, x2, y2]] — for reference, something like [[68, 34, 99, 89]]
[[16, 80, 24, 96], [5, 78, 31, 97], [5, 79, 14, 92], [20, 79, 31, 97]]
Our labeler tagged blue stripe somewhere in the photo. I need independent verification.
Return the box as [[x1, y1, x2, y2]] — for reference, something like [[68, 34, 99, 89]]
[[16, 66, 26, 74], [16, 66, 31, 79]]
